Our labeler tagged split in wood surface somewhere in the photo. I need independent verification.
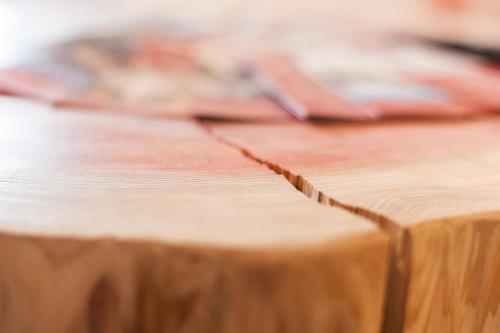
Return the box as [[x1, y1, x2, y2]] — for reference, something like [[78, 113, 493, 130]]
[[0, 98, 388, 333], [1, 96, 500, 333], [209, 117, 500, 333]]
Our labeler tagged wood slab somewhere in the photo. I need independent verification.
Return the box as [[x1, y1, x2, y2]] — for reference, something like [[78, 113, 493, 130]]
[[210, 117, 500, 333], [0, 98, 389, 333]]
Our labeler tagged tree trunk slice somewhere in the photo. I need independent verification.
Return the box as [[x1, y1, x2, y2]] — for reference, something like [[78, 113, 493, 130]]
[[0, 98, 389, 333], [211, 117, 500, 333]]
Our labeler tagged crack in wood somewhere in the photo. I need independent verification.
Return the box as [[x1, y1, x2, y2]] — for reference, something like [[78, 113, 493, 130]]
[[200, 120, 411, 333]]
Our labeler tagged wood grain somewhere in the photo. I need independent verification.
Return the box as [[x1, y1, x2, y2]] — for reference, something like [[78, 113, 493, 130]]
[[406, 211, 500, 333], [210, 116, 500, 333], [0, 98, 389, 333]]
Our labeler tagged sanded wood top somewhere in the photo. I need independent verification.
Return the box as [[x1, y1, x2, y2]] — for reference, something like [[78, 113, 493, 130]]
[[0, 98, 381, 248], [211, 118, 500, 226], [0, 98, 390, 333]]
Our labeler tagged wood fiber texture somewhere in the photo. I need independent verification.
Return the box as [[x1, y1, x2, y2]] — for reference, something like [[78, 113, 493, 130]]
[[210, 117, 500, 333], [0, 98, 389, 333]]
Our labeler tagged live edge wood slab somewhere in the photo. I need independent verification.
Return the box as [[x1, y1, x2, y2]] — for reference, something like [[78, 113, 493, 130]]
[[210, 117, 500, 333], [0, 98, 389, 333]]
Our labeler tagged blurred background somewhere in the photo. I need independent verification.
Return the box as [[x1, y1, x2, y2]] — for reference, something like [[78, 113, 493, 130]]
[[1, 0, 500, 121], [1, 0, 500, 65]]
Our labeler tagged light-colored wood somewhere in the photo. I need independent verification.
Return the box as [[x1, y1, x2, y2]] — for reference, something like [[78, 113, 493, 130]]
[[406, 211, 500, 333], [0, 98, 389, 333], [211, 117, 500, 333]]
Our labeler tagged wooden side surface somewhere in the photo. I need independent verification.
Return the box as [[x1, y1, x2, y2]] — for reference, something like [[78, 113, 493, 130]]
[[0, 231, 387, 333], [406, 211, 500, 333]]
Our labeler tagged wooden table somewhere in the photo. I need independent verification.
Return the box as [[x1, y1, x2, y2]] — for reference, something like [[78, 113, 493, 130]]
[[0, 96, 499, 333]]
